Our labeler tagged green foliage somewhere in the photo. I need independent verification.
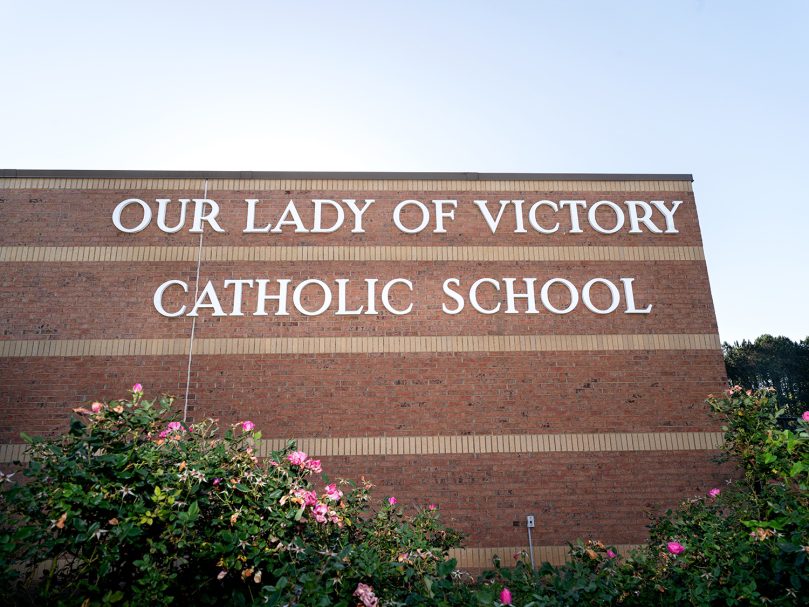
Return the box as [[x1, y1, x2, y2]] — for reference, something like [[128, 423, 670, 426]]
[[474, 388, 809, 606], [478, 542, 643, 606], [0, 390, 466, 606], [1, 387, 807, 606], [723, 334, 809, 416]]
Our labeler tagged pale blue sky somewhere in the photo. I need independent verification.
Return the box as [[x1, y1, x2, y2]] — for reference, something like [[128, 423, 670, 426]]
[[2, 1, 807, 343]]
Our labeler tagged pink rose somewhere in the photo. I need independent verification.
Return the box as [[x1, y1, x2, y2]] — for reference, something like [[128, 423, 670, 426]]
[[500, 587, 512, 605], [313, 503, 329, 523], [353, 583, 379, 607], [286, 451, 308, 466], [388, 496, 398, 505], [294, 489, 318, 506], [241, 420, 255, 432], [428, 503, 438, 510], [667, 541, 685, 555], [325, 483, 343, 501], [606, 549, 617, 559], [91, 402, 103, 414], [304, 459, 322, 473], [802, 411, 809, 422], [132, 383, 143, 393], [708, 488, 721, 498], [159, 421, 184, 439]]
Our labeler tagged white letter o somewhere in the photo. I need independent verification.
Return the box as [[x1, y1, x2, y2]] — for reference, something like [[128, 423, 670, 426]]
[[540, 278, 579, 314], [293, 279, 332, 316], [393, 200, 430, 234], [113, 198, 152, 233], [582, 278, 620, 314]]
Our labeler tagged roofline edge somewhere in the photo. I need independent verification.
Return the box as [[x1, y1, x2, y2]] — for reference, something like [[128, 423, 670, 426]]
[[0, 169, 694, 182]]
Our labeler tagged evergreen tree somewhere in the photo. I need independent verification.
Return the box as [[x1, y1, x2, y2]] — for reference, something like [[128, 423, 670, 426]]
[[723, 335, 809, 416]]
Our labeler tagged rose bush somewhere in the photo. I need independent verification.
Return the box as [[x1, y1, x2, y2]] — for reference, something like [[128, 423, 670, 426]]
[[474, 387, 808, 605], [1, 386, 806, 606], [0, 388, 466, 606]]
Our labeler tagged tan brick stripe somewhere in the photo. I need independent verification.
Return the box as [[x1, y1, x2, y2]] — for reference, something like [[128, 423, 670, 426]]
[[0, 432, 722, 463], [0, 333, 721, 358], [0, 178, 692, 192], [0, 245, 705, 263], [450, 544, 643, 568], [255, 432, 723, 458]]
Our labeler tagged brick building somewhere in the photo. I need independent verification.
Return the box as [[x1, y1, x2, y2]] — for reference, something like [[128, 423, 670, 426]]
[[0, 170, 728, 567]]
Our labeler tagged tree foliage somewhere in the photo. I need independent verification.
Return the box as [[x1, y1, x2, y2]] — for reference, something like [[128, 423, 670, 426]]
[[724, 335, 809, 415]]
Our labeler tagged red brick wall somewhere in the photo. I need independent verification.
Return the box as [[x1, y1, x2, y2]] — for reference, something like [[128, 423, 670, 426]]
[[0, 177, 728, 553]]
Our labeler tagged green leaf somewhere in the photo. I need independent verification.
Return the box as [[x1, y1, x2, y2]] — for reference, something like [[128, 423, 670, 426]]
[[102, 590, 124, 604], [187, 501, 200, 523], [423, 575, 434, 598], [437, 558, 457, 577]]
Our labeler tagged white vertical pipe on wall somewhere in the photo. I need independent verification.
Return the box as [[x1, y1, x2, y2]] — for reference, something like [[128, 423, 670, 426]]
[[183, 179, 207, 422]]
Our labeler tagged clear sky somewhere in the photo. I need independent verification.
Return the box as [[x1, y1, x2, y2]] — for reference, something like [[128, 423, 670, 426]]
[[2, 1, 807, 344]]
